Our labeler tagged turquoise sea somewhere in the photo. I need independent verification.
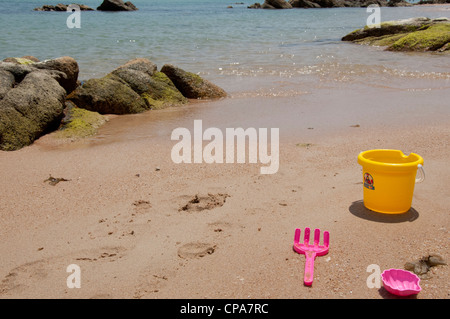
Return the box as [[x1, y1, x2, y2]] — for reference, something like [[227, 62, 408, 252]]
[[1, 0, 449, 95]]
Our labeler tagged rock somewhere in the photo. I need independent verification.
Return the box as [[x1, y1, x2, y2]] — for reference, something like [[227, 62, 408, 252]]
[[290, 0, 321, 8], [342, 17, 432, 42], [34, 4, 94, 11], [265, 0, 293, 8], [0, 62, 35, 83], [97, 0, 138, 11], [248, 2, 262, 8], [254, 0, 391, 8], [139, 72, 189, 109], [416, 0, 450, 4], [0, 69, 15, 100], [124, 1, 138, 10], [388, 21, 450, 52], [111, 58, 187, 109], [20, 56, 40, 63], [56, 101, 107, 139], [404, 254, 447, 279], [160, 64, 227, 99], [67, 58, 195, 114], [2, 57, 36, 65], [113, 58, 157, 77], [33, 56, 79, 93], [66, 74, 147, 114], [388, 0, 413, 6], [313, 0, 341, 7], [0, 69, 66, 151], [248, 0, 293, 8], [342, 17, 450, 52], [289, 0, 321, 8]]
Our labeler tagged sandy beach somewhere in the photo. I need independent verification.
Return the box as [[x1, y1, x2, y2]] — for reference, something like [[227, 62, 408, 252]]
[[0, 76, 448, 300]]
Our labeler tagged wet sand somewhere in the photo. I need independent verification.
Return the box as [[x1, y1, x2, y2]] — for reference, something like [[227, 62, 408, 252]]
[[0, 75, 449, 300]]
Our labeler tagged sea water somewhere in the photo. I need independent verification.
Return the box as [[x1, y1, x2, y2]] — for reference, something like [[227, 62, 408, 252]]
[[1, 0, 449, 88], [1, 0, 449, 145]]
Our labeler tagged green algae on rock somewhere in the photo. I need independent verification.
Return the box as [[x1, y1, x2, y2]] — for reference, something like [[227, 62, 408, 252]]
[[56, 101, 107, 139], [388, 23, 450, 52], [342, 17, 450, 53]]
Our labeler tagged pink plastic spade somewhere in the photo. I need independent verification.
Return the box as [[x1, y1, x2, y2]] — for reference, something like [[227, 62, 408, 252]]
[[293, 227, 330, 286]]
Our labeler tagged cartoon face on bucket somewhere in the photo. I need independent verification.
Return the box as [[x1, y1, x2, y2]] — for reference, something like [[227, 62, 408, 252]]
[[364, 173, 374, 190]]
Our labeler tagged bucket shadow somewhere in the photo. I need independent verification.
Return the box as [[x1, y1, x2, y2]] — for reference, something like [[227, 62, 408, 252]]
[[349, 200, 419, 223]]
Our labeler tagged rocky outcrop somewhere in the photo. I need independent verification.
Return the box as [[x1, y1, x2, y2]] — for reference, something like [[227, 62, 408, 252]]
[[0, 63, 67, 151], [160, 64, 227, 100], [97, 0, 138, 11], [34, 4, 94, 11], [0, 56, 226, 150], [416, 0, 450, 4], [289, 0, 321, 8], [264, 0, 293, 8], [2, 56, 78, 94], [67, 58, 191, 114], [342, 17, 450, 52], [388, 0, 412, 6], [250, 0, 414, 8], [249, 0, 293, 8]]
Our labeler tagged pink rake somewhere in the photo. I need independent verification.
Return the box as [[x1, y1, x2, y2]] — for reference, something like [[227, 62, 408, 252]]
[[293, 227, 330, 286]]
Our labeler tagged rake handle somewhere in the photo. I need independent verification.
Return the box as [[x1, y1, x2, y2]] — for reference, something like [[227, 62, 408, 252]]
[[304, 251, 316, 286]]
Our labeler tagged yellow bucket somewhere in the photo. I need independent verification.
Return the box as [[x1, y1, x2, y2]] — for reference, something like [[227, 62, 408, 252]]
[[358, 149, 424, 214]]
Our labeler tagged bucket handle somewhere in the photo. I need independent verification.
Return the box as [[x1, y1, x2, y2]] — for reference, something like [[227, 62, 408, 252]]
[[416, 164, 425, 183]]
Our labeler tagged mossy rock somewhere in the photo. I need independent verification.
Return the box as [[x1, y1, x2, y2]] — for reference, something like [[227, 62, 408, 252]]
[[342, 17, 450, 52], [141, 72, 188, 109], [0, 71, 66, 151], [2, 57, 36, 65], [342, 18, 430, 42], [388, 23, 450, 51], [66, 74, 149, 115], [112, 68, 188, 110], [56, 102, 107, 139], [354, 33, 408, 46], [161, 64, 227, 99]]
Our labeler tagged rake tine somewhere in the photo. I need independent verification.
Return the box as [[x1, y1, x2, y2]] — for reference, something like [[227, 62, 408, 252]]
[[323, 231, 330, 248], [294, 228, 301, 245], [304, 227, 310, 245], [314, 228, 320, 246]]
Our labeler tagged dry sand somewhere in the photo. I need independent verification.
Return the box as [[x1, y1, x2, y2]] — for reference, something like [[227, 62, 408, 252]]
[[0, 82, 448, 300]]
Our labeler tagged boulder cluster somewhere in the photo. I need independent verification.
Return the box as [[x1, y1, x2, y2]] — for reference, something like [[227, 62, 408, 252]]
[[34, 0, 138, 12], [0, 57, 226, 151], [34, 3, 94, 11], [248, 0, 417, 9]]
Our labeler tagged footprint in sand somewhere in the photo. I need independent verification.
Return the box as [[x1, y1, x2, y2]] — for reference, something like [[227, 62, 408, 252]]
[[132, 200, 152, 214], [0, 246, 126, 297], [179, 193, 229, 212], [177, 242, 216, 259], [90, 200, 152, 239]]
